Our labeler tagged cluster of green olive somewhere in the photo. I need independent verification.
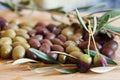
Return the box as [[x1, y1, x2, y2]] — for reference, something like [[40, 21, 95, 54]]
[[0, 17, 33, 60]]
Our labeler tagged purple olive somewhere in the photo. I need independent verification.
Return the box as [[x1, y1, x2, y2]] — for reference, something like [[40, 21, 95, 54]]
[[0, 17, 8, 30]]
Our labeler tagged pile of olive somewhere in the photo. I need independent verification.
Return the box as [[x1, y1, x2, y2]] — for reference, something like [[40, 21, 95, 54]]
[[0, 17, 32, 60]]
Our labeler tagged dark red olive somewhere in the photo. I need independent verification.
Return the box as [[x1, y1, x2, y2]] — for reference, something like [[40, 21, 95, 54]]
[[47, 52, 58, 60], [45, 33, 56, 40], [34, 27, 50, 35], [77, 54, 92, 73], [57, 34, 67, 42], [28, 39, 41, 49], [46, 24, 57, 32], [101, 47, 115, 58], [79, 41, 102, 51], [28, 30, 37, 37], [39, 43, 51, 54], [103, 40, 118, 50], [31, 35, 43, 41], [71, 23, 81, 29], [34, 22, 46, 28], [0, 17, 8, 30], [25, 49, 38, 60], [93, 54, 107, 67]]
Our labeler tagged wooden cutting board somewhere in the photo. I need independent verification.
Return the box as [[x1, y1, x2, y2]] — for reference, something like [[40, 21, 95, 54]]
[[0, 10, 120, 80]]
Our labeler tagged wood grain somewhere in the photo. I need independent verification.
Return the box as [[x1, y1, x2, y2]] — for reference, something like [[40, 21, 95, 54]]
[[0, 10, 120, 80]]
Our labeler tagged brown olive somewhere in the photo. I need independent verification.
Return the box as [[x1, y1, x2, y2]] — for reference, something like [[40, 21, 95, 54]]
[[51, 38, 64, 46], [31, 35, 43, 41], [45, 33, 56, 40], [68, 35, 81, 44], [28, 39, 41, 49], [0, 44, 12, 58], [12, 45, 25, 60], [64, 40, 77, 47], [39, 43, 51, 54], [40, 39, 53, 46], [66, 46, 81, 53], [51, 44, 64, 52], [57, 34, 67, 42]]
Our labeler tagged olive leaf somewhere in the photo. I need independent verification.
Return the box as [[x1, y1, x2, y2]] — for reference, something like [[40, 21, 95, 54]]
[[84, 49, 117, 65], [12, 58, 37, 65], [55, 68, 78, 74], [93, 16, 97, 33], [105, 25, 120, 32], [29, 48, 61, 64], [97, 14, 110, 30], [100, 10, 120, 20], [33, 65, 58, 74], [76, 9, 88, 31]]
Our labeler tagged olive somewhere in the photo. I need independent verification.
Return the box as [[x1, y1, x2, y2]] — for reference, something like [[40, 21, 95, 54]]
[[9, 19, 20, 25], [52, 28, 61, 35], [31, 35, 43, 41], [101, 47, 115, 58], [39, 43, 51, 54], [66, 46, 81, 53], [16, 32, 30, 39], [71, 23, 81, 29], [34, 26, 49, 35], [57, 34, 67, 42], [2, 29, 16, 38], [61, 26, 74, 37], [0, 17, 8, 30], [40, 39, 53, 46], [15, 29, 27, 34], [66, 51, 83, 63], [20, 26, 32, 32], [0, 37, 12, 46], [28, 39, 41, 49], [79, 41, 102, 51], [58, 55, 67, 63], [51, 44, 64, 52], [77, 54, 92, 73], [103, 40, 118, 50], [34, 22, 46, 28], [12, 45, 25, 60], [64, 40, 77, 47], [28, 30, 37, 37], [5, 23, 19, 30], [25, 49, 38, 60], [51, 38, 64, 46], [93, 54, 107, 67], [45, 33, 56, 40], [13, 36, 27, 43], [12, 42, 30, 49], [0, 44, 12, 58], [47, 52, 58, 60], [68, 35, 81, 44], [46, 24, 57, 32]]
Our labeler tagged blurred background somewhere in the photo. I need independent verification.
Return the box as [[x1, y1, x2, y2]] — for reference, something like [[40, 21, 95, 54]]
[[0, 0, 119, 12]]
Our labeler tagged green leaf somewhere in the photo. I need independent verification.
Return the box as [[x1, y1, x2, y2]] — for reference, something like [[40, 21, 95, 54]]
[[76, 9, 88, 31], [105, 25, 120, 32], [100, 10, 120, 20], [84, 49, 117, 65], [103, 55, 117, 65], [97, 15, 110, 30], [29, 48, 61, 64], [55, 68, 78, 74]]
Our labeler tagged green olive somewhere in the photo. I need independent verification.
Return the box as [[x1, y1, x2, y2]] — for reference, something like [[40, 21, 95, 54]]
[[13, 36, 27, 43], [64, 40, 77, 47], [16, 33, 30, 39], [61, 26, 74, 37], [0, 37, 12, 46], [5, 23, 19, 30], [58, 55, 67, 63], [12, 42, 30, 49], [66, 46, 80, 53], [2, 29, 16, 38], [12, 45, 25, 60], [0, 44, 12, 58], [20, 26, 32, 32]]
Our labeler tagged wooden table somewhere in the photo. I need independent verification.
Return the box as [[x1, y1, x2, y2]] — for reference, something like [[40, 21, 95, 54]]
[[0, 10, 120, 80]]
